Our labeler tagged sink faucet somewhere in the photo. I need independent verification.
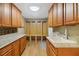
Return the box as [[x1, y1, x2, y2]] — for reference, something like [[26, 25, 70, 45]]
[[64, 27, 69, 39]]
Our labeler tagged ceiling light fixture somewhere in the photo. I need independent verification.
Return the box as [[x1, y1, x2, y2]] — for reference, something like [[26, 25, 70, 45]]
[[29, 6, 40, 11]]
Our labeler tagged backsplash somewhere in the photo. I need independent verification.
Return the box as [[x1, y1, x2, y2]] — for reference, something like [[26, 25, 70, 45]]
[[0, 27, 17, 35], [53, 25, 79, 42], [53, 26, 65, 35]]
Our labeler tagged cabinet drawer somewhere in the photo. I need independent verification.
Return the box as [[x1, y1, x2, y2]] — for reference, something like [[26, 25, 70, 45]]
[[0, 44, 12, 55]]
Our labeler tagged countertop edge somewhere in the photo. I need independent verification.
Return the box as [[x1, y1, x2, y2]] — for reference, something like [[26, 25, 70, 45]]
[[46, 37, 79, 48], [0, 34, 26, 49]]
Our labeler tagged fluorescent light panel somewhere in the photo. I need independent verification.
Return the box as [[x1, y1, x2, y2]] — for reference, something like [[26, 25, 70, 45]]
[[29, 6, 40, 11]]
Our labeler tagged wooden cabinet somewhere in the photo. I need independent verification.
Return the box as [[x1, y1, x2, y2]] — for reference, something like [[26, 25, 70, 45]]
[[0, 3, 23, 28], [52, 3, 63, 27], [46, 39, 79, 56], [48, 7, 53, 27], [77, 4, 79, 23], [3, 49, 13, 56], [46, 39, 57, 56], [12, 4, 18, 27], [2, 3, 11, 27], [12, 4, 23, 28], [57, 3, 63, 26], [12, 40, 20, 56], [19, 36, 27, 55], [0, 36, 28, 56], [58, 48, 79, 56], [0, 4, 2, 26], [48, 3, 63, 27], [16, 8, 22, 27], [52, 4, 57, 27], [48, 3, 78, 27], [0, 43, 12, 56], [64, 3, 77, 25], [0, 3, 11, 27]]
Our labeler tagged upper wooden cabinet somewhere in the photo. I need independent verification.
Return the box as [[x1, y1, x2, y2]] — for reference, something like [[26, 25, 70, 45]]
[[49, 3, 63, 27], [64, 3, 77, 25], [0, 4, 2, 26], [12, 4, 24, 28], [52, 4, 57, 27], [77, 4, 79, 23], [48, 4, 63, 27], [0, 3, 11, 27], [57, 3, 63, 26], [0, 3, 24, 28], [12, 4, 19, 27], [16, 7, 21, 27], [48, 3, 78, 27]]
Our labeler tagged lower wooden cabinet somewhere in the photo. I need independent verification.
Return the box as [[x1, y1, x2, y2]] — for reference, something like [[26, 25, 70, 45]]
[[12, 39, 20, 56], [19, 36, 27, 55], [46, 39, 79, 56], [3, 49, 13, 56], [0, 43, 12, 56], [46, 39, 57, 56], [0, 36, 28, 56]]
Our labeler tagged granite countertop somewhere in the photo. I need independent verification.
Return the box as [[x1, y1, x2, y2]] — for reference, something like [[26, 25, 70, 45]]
[[47, 36, 79, 48], [0, 33, 26, 49]]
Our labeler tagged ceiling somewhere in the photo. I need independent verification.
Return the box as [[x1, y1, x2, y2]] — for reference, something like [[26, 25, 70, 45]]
[[15, 3, 50, 18]]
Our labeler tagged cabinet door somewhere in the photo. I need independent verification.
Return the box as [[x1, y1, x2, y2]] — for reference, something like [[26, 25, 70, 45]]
[[52, 4, 57, 27], [0, 43, 12, 56], [3, 49, 12, 56], [64, 3, 76, 25], [57, 3, 63, 26], [12, 4, 18, 27], [77, 4, 79, 23], [46, 40, 56, 56], [20, 37, 27, 55], [0, 4, 2, 26], [48, 8, 53, 27], [2, 3, 11, 27], [52, 4, 63, 27], [17, 9, 21, 27], [12, 40, 20, 56]]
